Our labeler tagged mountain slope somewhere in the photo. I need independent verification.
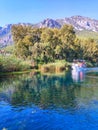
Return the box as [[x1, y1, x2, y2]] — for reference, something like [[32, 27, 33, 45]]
[[76, 30, 98, 40], [35, 18, 61, 28], [0, 24, 13, 47], [56, 16, 98, 31], [1, 15, 98, 47]]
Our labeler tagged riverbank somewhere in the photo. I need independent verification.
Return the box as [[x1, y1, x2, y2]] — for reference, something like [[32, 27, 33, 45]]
[[0, 55, 32, 73], [0, 54, 97, 75], [0, 56, 71, 74], [39, 60, 71, 73]]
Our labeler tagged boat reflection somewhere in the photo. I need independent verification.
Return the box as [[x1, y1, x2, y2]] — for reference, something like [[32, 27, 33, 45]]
[[72, 70, 85, 82]]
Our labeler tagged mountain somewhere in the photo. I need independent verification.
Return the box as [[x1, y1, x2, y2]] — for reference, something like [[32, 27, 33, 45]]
[[1, 15, 98, 47], [0, 24, 13, 47], [57, 16, 98, 31], [35, 18, 61, 28], [36, 16, 98, 31], [0, 23, 32, 48]]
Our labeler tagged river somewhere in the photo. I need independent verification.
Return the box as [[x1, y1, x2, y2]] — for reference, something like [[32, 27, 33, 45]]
[[0, 71, 98, 130]]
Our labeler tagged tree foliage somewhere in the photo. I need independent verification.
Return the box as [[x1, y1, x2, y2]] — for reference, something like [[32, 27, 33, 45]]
[[12, 24, 98, 65]]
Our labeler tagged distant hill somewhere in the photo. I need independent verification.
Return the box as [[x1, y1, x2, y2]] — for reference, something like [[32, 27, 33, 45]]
[[76, 30, 98, 41], [1, 15, 98, 47], [0, 24, 13, 47]]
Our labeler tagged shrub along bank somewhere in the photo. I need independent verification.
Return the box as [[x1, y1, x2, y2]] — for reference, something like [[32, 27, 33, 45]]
[[0, 56, 31, 73]]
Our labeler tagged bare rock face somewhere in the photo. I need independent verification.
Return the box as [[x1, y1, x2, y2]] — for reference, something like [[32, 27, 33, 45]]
[[62, 16, 98, 31], [36, 18, 61, 28], [0, 24, 13, 47], [1, 15, 98, 47]]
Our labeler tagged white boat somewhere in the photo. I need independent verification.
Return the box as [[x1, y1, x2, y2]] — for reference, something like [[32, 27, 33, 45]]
[[72, 64, 86, 72]]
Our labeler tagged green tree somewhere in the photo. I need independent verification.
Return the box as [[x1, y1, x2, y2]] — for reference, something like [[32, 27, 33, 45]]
[[12, 25, 32, 43], [81, 38, 98, 63], [59, 25, 76, 61]]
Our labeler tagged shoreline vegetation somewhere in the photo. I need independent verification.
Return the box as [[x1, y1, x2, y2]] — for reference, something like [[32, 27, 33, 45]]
[[0, 24, 98, 74], [0, 54, 96, 75], [0, 55, 31, 73], [0, 55, 70, 74]]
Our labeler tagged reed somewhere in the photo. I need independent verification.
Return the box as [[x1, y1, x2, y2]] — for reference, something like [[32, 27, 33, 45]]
[[40, 60, 70, 73]]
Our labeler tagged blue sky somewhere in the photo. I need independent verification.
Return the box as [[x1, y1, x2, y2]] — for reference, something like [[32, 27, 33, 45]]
[[0, 0, 98, 26]]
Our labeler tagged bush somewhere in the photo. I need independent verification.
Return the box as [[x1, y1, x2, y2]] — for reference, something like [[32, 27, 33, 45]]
[[40, 60, 70, 73], [0, 56, 31, 72], [86, 61, 93, 67]]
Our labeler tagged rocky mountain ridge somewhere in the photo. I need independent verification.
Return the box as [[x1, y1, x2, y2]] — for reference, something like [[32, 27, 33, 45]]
[[1, 15, 98, 47]]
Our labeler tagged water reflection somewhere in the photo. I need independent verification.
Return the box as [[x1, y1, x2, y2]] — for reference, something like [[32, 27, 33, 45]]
[[0, 72, 81, 109], [72, 70, 85, 82], [0, 72, 98, 129], [0, 71, 97, 110]]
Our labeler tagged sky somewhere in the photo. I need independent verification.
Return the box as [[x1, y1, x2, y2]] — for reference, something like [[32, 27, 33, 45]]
[[0, 0, 98, 26]]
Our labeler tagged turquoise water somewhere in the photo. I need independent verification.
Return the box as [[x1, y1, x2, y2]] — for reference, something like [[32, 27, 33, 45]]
[[0, 71, 98, 130]]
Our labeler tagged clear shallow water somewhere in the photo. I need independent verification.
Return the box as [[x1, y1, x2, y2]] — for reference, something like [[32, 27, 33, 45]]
[[0, 71, 98, 130]]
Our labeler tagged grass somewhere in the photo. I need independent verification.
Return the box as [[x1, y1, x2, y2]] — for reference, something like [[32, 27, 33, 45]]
[[0, 55, 32, 73], [76, 30, 98, 42], [40, 60, 71, 73]]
